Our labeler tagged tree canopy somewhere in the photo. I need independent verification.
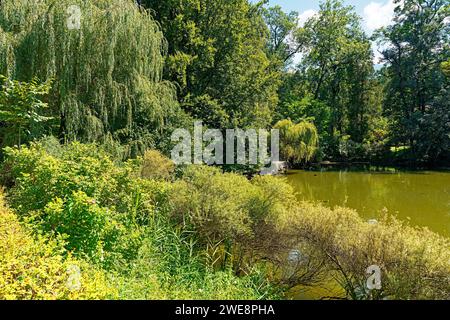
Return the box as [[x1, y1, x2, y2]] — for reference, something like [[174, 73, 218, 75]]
[[376, 0, 450, 162], [141, 0, 280, 129], [0, 0, 183, 157], [0, 0, 448, 165]]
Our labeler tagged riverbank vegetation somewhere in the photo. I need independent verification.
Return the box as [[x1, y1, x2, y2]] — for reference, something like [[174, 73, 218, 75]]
[[1, 141, 449, 300], [0, 0, 449, 300]]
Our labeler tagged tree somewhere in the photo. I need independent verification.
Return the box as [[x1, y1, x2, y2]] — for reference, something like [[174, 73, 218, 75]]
[[0, 0, 182, 157], [141, 0, 280, 129], [276, 0, 376, 159], [262, 5, 302, 67], [300, 0, 373, 139], [376, 0, 450, 163], [274, 119, 318, 164], [0, 76, 52, 149]]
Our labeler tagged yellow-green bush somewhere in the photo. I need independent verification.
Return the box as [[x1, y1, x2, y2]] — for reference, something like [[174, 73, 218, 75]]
[[275, 202, 450, 300], [169, 166, 297, 273], [0, 192, 117, 300], [1, 143, 147, 265], [171, 167, 255, 244], [1, 142, 125, 214], [140, 149, 175, 181], [170, 166, 296, 247]]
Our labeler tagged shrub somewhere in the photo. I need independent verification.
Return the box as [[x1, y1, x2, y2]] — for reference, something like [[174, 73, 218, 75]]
[[34, 191, 116, 262], [250, 175, 297, 220], [140, 149, 175, 181], [170, 166, 256, 246], [170, 167, 292, 240], [276, 203, 450, 300], [1, 142, 146, 266], [169, 165, 297, 272], [1, 142, 124, 214], [0, 192, 116, 300]]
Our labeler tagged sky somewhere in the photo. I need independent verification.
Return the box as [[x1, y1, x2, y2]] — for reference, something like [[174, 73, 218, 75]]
[[265, 0, 397, 33], [260, 0, 400, 64]]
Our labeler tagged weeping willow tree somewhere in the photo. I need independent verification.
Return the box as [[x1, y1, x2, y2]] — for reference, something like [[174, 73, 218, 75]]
[[0, 0, 183, 157], [274, 119, 319, 164]]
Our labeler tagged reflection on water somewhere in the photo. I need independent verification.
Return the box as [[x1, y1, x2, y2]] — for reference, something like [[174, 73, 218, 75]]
[[285, 168, 450, 237]]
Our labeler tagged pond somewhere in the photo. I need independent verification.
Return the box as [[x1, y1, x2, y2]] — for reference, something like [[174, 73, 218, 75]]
[[285, 168, 450, 237]]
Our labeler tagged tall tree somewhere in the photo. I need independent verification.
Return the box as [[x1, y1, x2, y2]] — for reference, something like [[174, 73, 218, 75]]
[[276, 0, 375, 158], [0, 0, 182, 157], [262, 5, 302, 67], [376, 0, 450, 162], [141, 0, 280, 129], [301, 0, 373, 139]]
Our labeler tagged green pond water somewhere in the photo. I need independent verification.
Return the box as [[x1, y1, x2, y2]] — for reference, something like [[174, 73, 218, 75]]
[[285, 168, 450, 237]]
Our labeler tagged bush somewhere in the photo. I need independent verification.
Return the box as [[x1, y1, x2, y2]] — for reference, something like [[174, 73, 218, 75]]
[[35, 191, 116, 262], [140, 149, 175, 181], [0, 76, 53, 151], [276, 203, 450, 300], [170, 166, 255, 245], [0, 192, 116, 300], [1, 142, 125, 214], [169, 165, 297, 272], [1, 142, 277, 300], [170, 166, 295, 244], [1, 142, 146, 266]]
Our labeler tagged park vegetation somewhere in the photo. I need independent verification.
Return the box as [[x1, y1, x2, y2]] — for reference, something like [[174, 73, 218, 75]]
[[1, 141, 449, 300], [0, 0, 449, 300]]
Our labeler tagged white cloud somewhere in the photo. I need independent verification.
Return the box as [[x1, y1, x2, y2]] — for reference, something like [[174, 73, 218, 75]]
[[298, 9, 317, 27], [363, 0, 397, 33]]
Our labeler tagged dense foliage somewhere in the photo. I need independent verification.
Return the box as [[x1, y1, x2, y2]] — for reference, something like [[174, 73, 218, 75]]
[[376, 0, 450, 163], [139, 0, 280, 130], [0, 191, 116, 299], [274, 119, 319, 164], [0, 0, 185, 157], [1, 0, 448, 164], [0, 141, 280, 299], [1, 141, 448, 300], [0, 76, 52, 149], [0, 0, 448, 301], [271, 0, 448, 164]]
